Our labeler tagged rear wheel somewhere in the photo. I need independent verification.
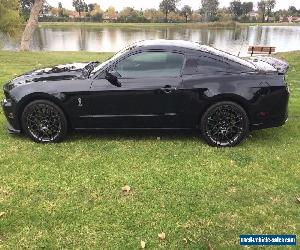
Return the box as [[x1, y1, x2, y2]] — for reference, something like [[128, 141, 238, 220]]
[[21, 100, 67, 143], [200, 101, 249, 147]]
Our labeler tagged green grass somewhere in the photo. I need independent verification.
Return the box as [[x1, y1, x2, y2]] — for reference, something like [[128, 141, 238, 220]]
[[0, 51, 299, 249]]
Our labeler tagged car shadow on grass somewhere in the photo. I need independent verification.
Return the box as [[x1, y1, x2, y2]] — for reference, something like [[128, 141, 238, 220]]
[[4, 126, 285, 146], [64, 127, 282, 146], [68, 129, 202, 142]]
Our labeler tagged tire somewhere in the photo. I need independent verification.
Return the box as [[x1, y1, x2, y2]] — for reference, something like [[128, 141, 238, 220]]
[[200, 101, 249, 147], [21, 100, 68, 143]]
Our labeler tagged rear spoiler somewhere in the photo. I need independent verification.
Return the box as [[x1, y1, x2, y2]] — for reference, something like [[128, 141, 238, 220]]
[[251, 56, 289, 74]]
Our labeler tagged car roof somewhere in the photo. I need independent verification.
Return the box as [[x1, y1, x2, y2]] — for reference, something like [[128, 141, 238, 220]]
[[132, 40, 256, 69], [135, 39, 203, 50]]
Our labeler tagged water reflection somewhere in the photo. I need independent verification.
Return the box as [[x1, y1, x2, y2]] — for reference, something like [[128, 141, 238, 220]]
[[2, 26, 300, 57]]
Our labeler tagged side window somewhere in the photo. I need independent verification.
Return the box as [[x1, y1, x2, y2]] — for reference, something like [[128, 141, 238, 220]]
[[115, 52, 185, 78], [183, 56, 228, 75]]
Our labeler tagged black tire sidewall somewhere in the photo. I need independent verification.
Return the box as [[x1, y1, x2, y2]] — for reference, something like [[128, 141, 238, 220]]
[[21, 100, 68, 143], [200, 101, 249, 147]]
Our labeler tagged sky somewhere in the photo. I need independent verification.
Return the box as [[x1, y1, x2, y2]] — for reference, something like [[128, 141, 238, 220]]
[[47, 0, 300, 11]]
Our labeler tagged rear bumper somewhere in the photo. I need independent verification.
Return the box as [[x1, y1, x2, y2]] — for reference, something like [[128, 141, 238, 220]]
[[250, 83, 289, 131], [251, 113, 288, 130], [1, 98, 21, 134]]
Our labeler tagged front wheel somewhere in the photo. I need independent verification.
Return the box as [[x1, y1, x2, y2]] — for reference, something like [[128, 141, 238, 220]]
[[200, 101, 249, 147], [21, 100, 68, 143]]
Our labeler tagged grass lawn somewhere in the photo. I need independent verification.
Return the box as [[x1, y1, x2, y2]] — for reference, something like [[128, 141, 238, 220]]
[[0, 51, 299, 249]]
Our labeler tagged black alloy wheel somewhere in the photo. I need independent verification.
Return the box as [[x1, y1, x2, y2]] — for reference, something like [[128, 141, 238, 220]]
[[201, 101, 249, 147], [21, 100, 67, 143]]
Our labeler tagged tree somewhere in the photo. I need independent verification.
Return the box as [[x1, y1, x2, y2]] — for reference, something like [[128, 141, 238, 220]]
[[257, 0, 267, 22], [180, 5, 192, 22], [190, 11, 202, 22], [242, 2, 253, 16], [168, 11, 182, 22], [42, 1, 51, 14], [83, 2, 89, 13], [288, 6, 298, 16], [266, 0, 276, 22], [144, 8, 157, 22], [230, 1, 243, 20], [119, 7, 146, 23], [0, 0, 22, 37], [118, 7, 131, 22], [50, 7, 59, 16], [91, 4, 103, 22], [20, 0, 34, 19], [58, 2, 64, 17], [201, 0, 219, 22], [144, 9, 164, 22], [258, 0, 276, 22], [106, 6, 117, 21], [20, 0, 44, 51], [88, 3, 96, 13], [159, 0, 180, 22], [72, 0, 86, 17]]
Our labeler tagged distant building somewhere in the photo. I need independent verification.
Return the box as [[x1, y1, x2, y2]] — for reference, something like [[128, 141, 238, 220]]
[[288, 16, 300, 23], [249, 11, 259, 21], [265, 16, 276, 22], [69, 11, 85, 19], [39, 13, 55, 18]]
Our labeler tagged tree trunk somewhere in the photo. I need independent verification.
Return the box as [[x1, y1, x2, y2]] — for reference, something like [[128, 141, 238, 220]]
[[20, 0, 44, 51], [266, 8, 270, 22], [261, 7, 266, 23], [185, 15, 188, 23], [204, 12, 208, 22], [165, 11, 168, 23]]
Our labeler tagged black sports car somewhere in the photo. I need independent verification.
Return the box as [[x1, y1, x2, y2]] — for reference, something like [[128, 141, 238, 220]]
[[2, 40, 289, 146]]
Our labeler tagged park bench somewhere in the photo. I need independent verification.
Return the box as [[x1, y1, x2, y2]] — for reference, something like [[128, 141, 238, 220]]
[[248, 46, 276, 56]]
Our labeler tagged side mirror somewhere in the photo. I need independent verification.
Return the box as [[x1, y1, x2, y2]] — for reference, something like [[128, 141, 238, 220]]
[[105, 70, 121, 87]]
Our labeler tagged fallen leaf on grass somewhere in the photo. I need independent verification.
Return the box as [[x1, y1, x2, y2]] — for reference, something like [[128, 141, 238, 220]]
[[0, 212, 5, 217], [208, 243, 213, 250], [297, 197, 300, 203], [140, 240, 146, 248], [158, 232, 166, 240], [121, 185, 131, 193], [183, 238, 188, 243]]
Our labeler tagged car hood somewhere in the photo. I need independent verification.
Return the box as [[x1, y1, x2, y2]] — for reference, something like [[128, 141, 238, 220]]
[[248, 56, 289, 74], [6, 62, 99, 89]]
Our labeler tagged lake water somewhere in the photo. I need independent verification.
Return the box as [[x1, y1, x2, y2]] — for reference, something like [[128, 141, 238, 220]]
[[1, 25, 300, 57]]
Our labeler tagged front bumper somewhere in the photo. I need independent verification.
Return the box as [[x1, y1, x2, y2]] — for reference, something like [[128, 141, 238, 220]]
[[7, 122, 21, 134], [1, 98, 21, 134]]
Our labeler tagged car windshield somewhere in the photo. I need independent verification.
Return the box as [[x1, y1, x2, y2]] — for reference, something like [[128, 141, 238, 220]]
[[91, 44, 137, 75]]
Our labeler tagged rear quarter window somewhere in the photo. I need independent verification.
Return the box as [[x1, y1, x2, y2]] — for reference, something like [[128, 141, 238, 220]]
[[183, 56, 228, 75]]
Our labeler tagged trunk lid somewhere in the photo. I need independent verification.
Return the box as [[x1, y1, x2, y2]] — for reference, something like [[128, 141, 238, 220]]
[[248, 56, 289, 74]]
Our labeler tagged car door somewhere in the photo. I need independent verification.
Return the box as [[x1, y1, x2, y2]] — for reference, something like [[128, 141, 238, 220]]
[[83, 51, 186, 128]]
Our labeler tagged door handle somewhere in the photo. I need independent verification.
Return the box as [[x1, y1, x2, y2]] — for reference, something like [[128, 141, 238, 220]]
[[161, 85, 176, 94]]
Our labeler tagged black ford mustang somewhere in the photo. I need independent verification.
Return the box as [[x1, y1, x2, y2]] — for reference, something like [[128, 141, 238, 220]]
[[2, 40, 289, 146]]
